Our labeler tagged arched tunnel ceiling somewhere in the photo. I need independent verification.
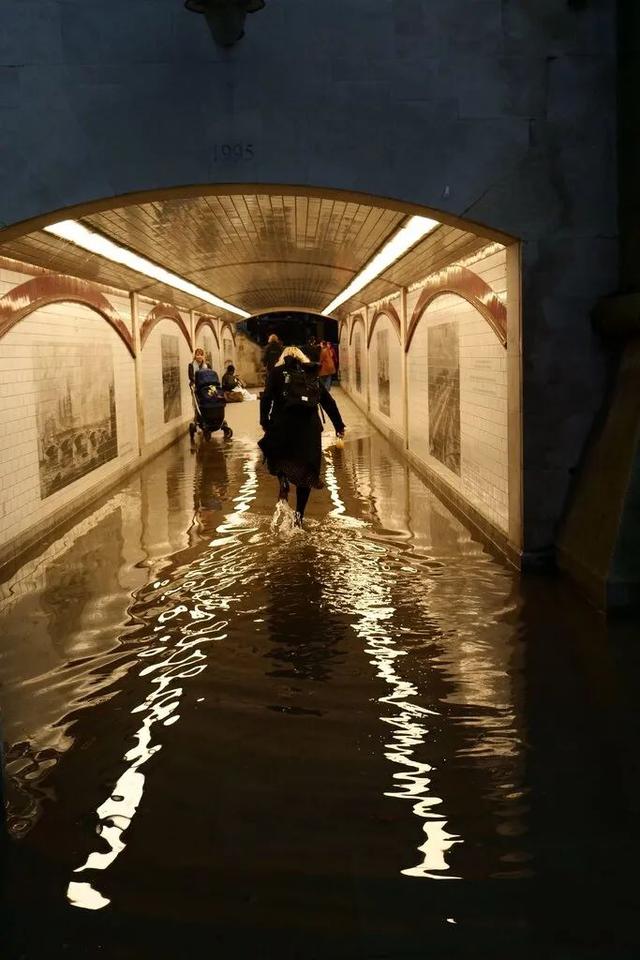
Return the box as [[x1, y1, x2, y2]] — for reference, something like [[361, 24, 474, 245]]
[[0, 192, 499, 321]]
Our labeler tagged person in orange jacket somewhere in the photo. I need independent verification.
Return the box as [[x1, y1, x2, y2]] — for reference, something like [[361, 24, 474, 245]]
[[318, 340, 336, 391]]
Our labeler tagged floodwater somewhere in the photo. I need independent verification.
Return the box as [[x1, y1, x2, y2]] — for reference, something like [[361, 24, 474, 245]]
[[0, 391, 639, 959]]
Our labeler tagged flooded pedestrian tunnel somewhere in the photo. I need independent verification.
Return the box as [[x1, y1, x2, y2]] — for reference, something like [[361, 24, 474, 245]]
[[0, 187, 639, 959]]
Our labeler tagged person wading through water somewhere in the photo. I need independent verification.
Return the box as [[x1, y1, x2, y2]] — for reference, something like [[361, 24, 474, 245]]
[[259, 346, 346, 527]]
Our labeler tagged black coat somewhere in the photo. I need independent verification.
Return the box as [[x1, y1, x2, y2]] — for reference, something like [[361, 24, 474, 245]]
[[262, 341, 283, 372], [258, 360, 345, 488], [221, 372, 239, 391]]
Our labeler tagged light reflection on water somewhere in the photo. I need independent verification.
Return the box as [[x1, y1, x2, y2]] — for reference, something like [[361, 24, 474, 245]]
[[1, 394, 639, 956], [0, 419, 531, 888], [323, 448, 461, 878], [67, 451, 261, 910]]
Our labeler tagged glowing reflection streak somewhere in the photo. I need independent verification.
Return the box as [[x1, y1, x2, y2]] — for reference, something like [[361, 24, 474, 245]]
[[67, 452, 260, 911], [323, 454, 462, 879], [323, 450, 345, 517]]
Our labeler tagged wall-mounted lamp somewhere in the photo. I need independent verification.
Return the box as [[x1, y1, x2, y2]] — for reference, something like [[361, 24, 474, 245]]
[[185, 0, 266, 48]]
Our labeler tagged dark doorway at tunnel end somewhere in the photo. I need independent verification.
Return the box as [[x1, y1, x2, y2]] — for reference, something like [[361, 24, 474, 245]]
[[243, 311, 338, 348]]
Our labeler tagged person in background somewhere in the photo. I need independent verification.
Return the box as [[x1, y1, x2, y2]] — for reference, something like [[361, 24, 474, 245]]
[[259, 346, 345, 528], [329, 341, 339, 380], [262, 333, 283, 376], [188, 347, 209, 383], [222, 364, 256, 401], [318, 340, 336, 391], [305, 336, 321, 363]]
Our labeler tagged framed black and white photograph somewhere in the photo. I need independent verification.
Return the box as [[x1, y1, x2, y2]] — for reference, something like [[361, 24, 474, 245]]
[[354, 331, 362, 394], [162, 334, 182, 423], [428, 321, 461, 475], [377, 329, 390, 417], [35, 342, 118, 499]]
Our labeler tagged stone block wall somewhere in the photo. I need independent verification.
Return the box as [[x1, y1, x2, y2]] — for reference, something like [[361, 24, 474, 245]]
[[234, 330, 264, 387]]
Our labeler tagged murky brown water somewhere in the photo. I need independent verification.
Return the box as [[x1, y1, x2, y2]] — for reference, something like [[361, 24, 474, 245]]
[[1, 392, 639, 959]]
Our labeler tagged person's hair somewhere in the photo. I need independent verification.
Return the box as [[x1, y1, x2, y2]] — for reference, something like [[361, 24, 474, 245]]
[[194, 348, 204, 357], [274, 345, 310, 366], [226, 364, 235, 371], [267, 333, 278, 343]]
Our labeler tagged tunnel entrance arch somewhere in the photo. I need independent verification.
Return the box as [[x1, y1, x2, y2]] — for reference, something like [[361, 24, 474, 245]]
[[0, 184, 522, 568]]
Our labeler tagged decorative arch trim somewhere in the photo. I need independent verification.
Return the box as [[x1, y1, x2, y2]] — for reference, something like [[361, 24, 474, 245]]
[[0, 274, 135, 356], [195, 316, 220, 348], [367, 302, 401, 347], [140, 303, 192, 349], [406, 266, 507, 351], [348, 314, 366, 345], [220, 321, 237, 346], [338, 318, 348, 341]]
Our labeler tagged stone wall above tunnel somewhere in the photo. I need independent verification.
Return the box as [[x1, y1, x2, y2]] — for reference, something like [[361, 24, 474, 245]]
[[0, 1, 616, 244]]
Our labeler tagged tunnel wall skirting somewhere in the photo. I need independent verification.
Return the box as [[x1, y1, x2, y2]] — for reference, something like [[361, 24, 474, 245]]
[[0, 260, 232, 572], [338, 242, 521, 560]]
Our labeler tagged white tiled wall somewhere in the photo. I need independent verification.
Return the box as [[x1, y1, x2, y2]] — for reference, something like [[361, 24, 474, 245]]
[[343, 245, 509, 534], [109, 292, 134, 335], [407, 293, 508, 530], [407, 246, 508, 531], [0, 302, 137, 546], [141, 318, 193, 444], [367, 312, 403, 435], [0, 264, 35, 298]]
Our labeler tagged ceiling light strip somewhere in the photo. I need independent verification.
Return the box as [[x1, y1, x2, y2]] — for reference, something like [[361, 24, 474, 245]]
[[321, 215, 440, 316], [44, 220, 250, 319]]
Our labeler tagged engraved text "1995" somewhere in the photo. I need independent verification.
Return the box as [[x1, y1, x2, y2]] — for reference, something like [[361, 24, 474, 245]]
[[213, 144, 255, 162]]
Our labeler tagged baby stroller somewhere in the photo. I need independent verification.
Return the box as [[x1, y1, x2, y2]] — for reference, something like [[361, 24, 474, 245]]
[[189, 369, 233, 442]]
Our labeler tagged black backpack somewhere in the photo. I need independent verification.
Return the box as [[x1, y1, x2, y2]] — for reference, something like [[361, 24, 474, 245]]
[[281, 365, 321, 411]]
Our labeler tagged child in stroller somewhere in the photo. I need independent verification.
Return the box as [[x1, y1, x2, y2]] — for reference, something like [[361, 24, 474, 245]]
[[189, 369, 233, 442]]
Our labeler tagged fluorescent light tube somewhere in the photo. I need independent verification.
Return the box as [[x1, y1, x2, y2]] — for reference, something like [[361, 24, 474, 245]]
[[44, 220, 250, 319], [321, 215, 440, 316]]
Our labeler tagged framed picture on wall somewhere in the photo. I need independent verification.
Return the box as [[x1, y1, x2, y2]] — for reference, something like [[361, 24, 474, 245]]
[[354, 331, 362, 393], [377, 329, 390, 417], [35, 342, 118, 499], [161, 334, 182, 423], [428, 321, 461, 475]]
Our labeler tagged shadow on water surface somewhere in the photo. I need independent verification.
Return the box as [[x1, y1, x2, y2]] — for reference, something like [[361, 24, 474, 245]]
[[0, 394, 639, 958]]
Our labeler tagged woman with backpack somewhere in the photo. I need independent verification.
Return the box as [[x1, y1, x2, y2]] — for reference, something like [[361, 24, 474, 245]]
[[259, 346, 346, 527]]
